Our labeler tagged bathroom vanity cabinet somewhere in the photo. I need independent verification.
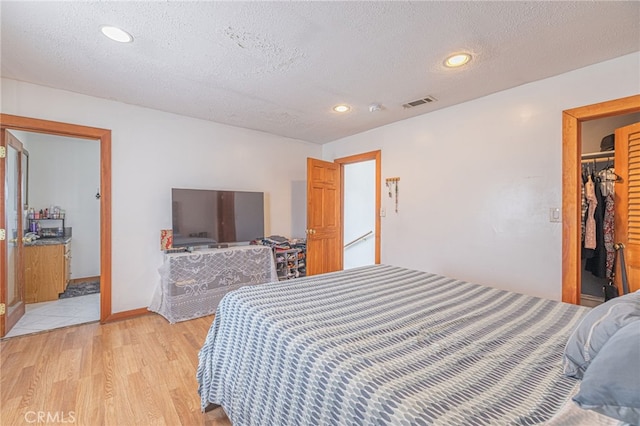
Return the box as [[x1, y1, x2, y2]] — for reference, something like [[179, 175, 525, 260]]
[[24, 239, 71, 303]]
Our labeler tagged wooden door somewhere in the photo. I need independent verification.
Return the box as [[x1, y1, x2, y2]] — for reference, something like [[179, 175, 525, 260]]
[[614, 122, 640, 294], [1, 131, 26, 336], [306, 158, 342, 275]]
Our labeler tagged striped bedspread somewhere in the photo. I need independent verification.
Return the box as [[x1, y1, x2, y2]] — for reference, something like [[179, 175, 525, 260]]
[[197, 264, 589, 425]]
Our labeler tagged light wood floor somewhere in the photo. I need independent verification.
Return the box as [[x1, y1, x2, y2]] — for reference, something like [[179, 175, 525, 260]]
[[1, 313, 232, 425]]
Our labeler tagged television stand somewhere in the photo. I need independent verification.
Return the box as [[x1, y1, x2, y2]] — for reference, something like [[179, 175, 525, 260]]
[[149, 245, 278, 323]]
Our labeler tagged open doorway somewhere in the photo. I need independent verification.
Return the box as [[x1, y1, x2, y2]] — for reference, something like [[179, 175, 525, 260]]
[[335, 150, 381, 268], [343, 160, 376, 268], [3, 130, 100, 338], [0, 113, 112, 338], [579, 115, 640, 307], [561, 95, 640, 305]]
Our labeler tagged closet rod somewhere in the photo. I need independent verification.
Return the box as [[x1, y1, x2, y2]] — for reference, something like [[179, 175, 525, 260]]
[[581, 150, 615, 160], [581, 156, 614, 164]]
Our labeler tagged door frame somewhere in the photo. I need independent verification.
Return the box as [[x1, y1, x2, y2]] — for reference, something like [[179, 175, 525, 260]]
[[334, 150, 381, 265], [561, 94, 640, 304], [0, 114, 113, 323]]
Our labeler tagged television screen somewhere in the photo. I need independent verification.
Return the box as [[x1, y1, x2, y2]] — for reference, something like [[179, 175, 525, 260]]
[[171, 188, 265, 247]]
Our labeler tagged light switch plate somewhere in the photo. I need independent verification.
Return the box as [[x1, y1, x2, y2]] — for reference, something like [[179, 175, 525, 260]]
[[549, 207, 561, 222]]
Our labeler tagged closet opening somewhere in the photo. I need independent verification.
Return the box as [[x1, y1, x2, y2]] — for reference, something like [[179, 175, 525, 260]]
[[562, 95, 640, 306], [579, 147, 617, 307]]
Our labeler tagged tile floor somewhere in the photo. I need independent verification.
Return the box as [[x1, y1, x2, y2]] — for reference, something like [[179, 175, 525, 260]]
[[3, 293, 100, 338]]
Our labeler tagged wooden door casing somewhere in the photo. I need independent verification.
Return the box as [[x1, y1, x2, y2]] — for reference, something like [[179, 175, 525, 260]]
[[334, 150, 382, 265], [614, 122, 640, 294], [306, 158, 342, 275], [0, 113, 115, 323], [562, 95, 640, 304]]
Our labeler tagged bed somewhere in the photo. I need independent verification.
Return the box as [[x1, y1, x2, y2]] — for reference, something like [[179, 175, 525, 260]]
[[197, 264, 637, 425]]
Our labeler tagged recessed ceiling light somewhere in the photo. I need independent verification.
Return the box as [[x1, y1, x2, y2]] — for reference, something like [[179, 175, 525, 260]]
[[444, 53, 471, 68], [333, 104, 351, 113], [100, 25, 133, 43]]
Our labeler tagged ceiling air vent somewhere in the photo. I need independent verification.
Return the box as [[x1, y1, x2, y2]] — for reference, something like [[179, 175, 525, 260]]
[[402, 95, 437, 109]]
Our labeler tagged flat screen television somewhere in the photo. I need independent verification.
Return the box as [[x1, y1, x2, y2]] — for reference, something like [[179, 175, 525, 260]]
[[171, 188, 265, 248]]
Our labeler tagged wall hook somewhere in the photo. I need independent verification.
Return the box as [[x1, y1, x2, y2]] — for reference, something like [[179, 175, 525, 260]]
[[385, 177, 400, 213]]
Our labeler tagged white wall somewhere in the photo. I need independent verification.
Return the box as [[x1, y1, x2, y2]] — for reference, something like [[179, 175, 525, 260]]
[[1, 78, 321, 312], [15, 131, 100, 279], [582, 113, 640, 153], [2, 52, 637, 308], [323, 52, 640, 301]]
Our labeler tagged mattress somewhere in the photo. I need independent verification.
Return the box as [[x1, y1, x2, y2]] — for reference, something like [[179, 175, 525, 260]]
[[196, 264, 614, 425]]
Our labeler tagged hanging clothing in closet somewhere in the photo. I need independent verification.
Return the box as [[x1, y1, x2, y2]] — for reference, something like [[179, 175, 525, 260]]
[[583, 174, 597, 250], [584, 175, 606, 278], [581, 160, 617, 279], [603, 191, 615, 277]]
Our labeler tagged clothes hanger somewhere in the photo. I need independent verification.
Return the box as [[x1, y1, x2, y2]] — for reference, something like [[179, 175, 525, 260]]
[[603, 159, 623, 181], [608, 170, 623, 182], [606, 158, 614, 169], [591, 159, 598, 180]]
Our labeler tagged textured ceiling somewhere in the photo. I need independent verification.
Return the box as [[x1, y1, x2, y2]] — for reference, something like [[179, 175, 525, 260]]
[[1, 1, 639, 144]]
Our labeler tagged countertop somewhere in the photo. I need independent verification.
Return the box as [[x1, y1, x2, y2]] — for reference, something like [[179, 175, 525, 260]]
[[25, 236, 72, 246]]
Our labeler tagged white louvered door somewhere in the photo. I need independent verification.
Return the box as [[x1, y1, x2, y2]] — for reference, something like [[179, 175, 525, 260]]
[[614, 122, 640, 294]]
